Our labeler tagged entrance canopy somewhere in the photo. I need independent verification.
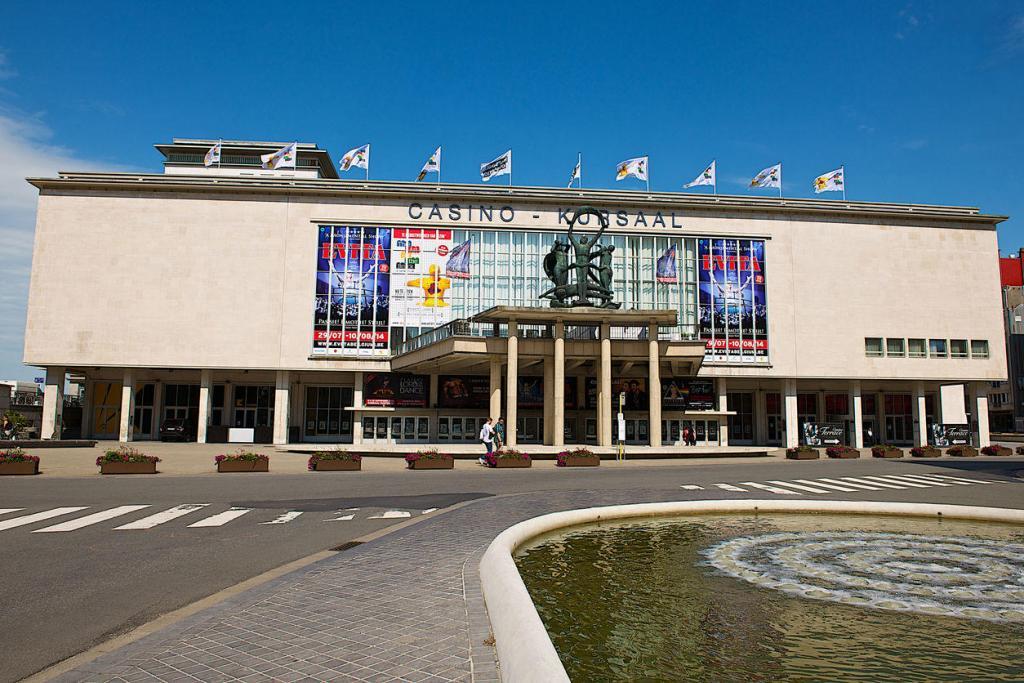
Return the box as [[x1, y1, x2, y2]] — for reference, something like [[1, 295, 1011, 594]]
[[392, 306, 705, 377]]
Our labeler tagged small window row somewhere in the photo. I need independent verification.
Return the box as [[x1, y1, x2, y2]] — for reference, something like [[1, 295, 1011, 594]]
[[865, 338, 989, 359]]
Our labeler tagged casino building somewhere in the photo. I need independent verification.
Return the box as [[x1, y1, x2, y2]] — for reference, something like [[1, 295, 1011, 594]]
[[22, 139, 1008, 450]]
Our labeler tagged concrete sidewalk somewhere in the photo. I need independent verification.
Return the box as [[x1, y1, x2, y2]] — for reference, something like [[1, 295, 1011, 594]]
[[9, 441, 786, 478]]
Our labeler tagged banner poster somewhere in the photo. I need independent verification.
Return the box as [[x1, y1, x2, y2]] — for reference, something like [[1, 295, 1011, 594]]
[[803, 421, 844, 446], [662, 378, 716, 411], [312, 225, 391, 356], [697, 238, 768, 363], [437, 375, 490, 409], [930, 423, 970, 447], [446, 239, 472, 279], [656, 244, 678, 283], [363, 373, 427, 407], [586, 378, 648, 410], [390, 228, 455, 329], [518, 377, 545, 408]]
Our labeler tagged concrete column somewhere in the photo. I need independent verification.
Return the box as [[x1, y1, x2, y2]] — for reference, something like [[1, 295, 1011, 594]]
[[784, 379, 799, 448], [717, 377, 729, 446], [81, 379, 95, 439], [428, 374, 438, 409], [118, 369, 135, 442], [352, 371, 364, 445], [273, 370, 290, 445], [850, 380, 864, 448], [972, 383, 991, 447], [553, 321, 565, 447], [489, 358, 502, 421], [647, 322, 662, 446], [506, 321, 518, 447], [917, 378, 933, 448], [599, 322, 612, 447], [197, 369, 212, 443], [754, 389, 768, 445], [41, 366, 66, 440], [543, 356, 554, 444], [151, 381, 163, 440]]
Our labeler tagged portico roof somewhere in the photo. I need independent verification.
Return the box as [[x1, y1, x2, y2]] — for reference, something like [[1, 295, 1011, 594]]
[[471, 306, 678, 325]]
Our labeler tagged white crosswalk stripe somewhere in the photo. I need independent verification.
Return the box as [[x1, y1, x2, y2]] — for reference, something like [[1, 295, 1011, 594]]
[[187, 507, 252, 528], [765, 480, 831, 494], [797, 479, 859, 492], [932, 474, 1000, 485], [34, 506, 150, 533], [840, 476, 906, 490], [116, 504, 210, 530], [900, 474, 971, 486], [888, 474, 954, 487], [325, 513, 356, 522], [679, 485, 704, 490], [714, 483, 747, 492], [861, 475, 929, 489], [0, 507, 88, 531], [741, 482, 802, 495], [369, 510, 411, 519], [0, 509, 24, 516], [260, 511, 303, 525], [819, 477, 882, 490]]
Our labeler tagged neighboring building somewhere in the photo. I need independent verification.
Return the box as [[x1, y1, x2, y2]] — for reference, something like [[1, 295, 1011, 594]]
[[22, 139, 1007, 448], [995, 249, 1024, 431], [0, 380, 42, 406]]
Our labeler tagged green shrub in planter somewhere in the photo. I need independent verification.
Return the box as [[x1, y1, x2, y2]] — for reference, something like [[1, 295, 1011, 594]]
[[786, 446, 820, 460]]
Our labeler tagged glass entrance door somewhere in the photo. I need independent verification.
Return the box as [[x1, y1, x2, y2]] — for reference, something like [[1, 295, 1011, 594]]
[[133, 383, 156, 439], [303, 386, 354, 442], [765, 392, 783, 445], [727, 392, 754, 444], [884, 394, 913, 445]]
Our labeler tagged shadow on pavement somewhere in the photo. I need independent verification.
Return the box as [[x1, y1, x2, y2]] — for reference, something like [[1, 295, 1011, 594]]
[[230, 492, 493, 511], [905, 459, 1024, 480]]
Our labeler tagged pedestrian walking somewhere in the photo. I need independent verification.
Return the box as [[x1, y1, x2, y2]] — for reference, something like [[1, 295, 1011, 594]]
[[681, 426, 692, 447], [494, 417, 506, 450], [478, 418, 495, 465]]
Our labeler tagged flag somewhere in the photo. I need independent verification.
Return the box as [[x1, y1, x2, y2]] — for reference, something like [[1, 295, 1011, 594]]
[[417, 146, 441, 181], [261, 142, 297, 170], [480, 150, 511, 182], [567, 156, 581, 188], [446, 239, 471, 279], [750, 163, 781, 189], [684, 160, 716, 188], [340, 144, 370, 172], [204, 141, 222, 167], [656, 245, 678, 283], [813, 166, 845, 193], [616, 156, 648, 181]]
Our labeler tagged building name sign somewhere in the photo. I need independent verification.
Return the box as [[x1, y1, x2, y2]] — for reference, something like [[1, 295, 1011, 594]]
[[407, 203, 685, 229]]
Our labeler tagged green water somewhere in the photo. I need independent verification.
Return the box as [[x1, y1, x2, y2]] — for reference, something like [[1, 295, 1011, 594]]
[[515, 514, 1024, 682]]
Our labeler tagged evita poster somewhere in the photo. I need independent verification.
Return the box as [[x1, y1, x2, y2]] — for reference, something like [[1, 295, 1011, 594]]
[[312, 225, 391, 356], [697, 238, 768, 363]]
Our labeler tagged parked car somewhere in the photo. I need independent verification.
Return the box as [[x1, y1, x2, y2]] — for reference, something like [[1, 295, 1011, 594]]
[[159, 418, 195, 442]]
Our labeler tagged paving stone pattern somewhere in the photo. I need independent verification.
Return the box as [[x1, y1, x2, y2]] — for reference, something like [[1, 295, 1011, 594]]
[[58, 489, 707, 682]]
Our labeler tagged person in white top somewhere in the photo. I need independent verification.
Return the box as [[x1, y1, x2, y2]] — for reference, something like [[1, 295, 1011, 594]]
[[478, 418, 495, 465]]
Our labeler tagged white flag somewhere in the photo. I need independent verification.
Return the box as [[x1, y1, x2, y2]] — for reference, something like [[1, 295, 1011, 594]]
[[750, 163, 781, 189], [204, 141, 222, 167], [813, 166, 845, 193], [340, 144, 370, 172], [684, 160, 716, 188], [480, 150, 511, 182], [261, 142, 297, 170], [616, 156, 648, 181], [417, 146, 441, 181], [567, 156, 581, 188]]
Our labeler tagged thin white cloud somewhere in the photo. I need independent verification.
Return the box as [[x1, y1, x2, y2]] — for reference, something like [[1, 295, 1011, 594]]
[[899, 138, 928, 151], [0, 106, 123, 380], [0, 49, 15, 80]]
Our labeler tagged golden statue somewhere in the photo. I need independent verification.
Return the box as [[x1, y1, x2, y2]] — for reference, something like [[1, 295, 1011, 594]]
[[406, 264, 451, 307]]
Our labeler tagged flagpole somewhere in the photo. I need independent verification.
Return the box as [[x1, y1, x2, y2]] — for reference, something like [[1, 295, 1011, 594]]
[[713, 160, 717, 196], [218, 138, 222, 168], [646, 157, 650, 193], [842, 165, 846, 201], [366, 144, 370, 181], [438, 147, 442, 187], [778, 164, 783, 199], [578, 152, 582, 189]]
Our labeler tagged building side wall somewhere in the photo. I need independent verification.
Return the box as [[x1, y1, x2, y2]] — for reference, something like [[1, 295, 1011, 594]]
[[24, 189, 1006, 381]]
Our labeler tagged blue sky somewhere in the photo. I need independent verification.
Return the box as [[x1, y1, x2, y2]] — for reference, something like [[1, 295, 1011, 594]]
[[0, 2, 1022, 380]]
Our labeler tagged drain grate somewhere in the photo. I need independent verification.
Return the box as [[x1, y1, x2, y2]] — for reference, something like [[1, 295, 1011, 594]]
[[330, 541, 364, 552]]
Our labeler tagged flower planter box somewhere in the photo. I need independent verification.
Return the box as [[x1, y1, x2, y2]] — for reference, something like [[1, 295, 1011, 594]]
[[312, 459, 361, 471], [871, 447, 904, 458], [561, 455, 600, 467], [947, 446, 978, 458], [911, 446, 941, 458], [980, 445, 1012, 457], [217, 459, 269, 472], [826, 447, 860, 459], [100, 460, 157, 475], [490, 457, 532, 468], [1016, 446, 1024, 456], [786, 448, 820, 460], [0, 460, 39, 475], [408, 457, 454, 470]]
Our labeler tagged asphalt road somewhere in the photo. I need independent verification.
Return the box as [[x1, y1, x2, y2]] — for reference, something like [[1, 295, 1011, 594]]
[[2, 455, 1024, 682]]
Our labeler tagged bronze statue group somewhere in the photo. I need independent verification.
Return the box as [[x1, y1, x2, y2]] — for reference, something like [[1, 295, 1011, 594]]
[[541, 207, 621, 309]]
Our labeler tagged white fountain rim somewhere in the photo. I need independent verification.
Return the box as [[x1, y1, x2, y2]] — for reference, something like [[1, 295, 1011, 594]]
[[479, 499, 1024, 683]]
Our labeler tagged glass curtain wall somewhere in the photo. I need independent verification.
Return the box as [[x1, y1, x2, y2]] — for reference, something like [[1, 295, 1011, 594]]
[[435, 229, 697, 340]]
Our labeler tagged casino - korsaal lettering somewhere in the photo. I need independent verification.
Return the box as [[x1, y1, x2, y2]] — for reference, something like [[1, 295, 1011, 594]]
[[407, 203, 685, 229]]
